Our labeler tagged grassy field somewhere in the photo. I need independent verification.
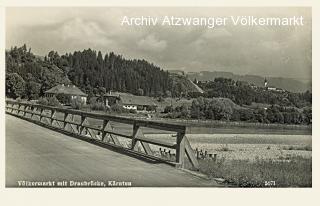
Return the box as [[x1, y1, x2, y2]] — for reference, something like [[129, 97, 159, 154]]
[[146, 133, 312, 187], [198, 156, 312, 187]]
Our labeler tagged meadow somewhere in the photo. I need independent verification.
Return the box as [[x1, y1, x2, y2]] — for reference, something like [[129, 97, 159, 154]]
[[144, 133, 312, 187]]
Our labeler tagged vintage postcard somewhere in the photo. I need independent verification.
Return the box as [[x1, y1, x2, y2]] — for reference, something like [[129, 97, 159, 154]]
[[1, 1, 319, 206]]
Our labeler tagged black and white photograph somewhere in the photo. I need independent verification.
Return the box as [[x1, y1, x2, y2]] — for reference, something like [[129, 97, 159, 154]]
[[4, 6, 313, 188]]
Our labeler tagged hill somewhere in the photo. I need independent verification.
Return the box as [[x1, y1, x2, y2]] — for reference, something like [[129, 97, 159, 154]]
[[186, 71, 311, 93], [6, 45, 178, 99], [169, 73, 204, 96], [5, 45, 71, 99]]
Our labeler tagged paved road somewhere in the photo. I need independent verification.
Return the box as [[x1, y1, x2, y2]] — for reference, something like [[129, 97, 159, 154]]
[[6, 115, 221, 187]]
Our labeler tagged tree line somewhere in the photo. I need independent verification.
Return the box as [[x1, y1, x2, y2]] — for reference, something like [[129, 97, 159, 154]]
[[5, 45, 176, 100], [47, 48, 173, 99], [164, 97, 312, 125], [6, 45, 70, 100], [195, 78, 311, 108]]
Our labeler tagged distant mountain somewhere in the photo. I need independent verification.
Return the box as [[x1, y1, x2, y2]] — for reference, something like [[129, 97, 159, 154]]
[[186, 71, 311, 93]]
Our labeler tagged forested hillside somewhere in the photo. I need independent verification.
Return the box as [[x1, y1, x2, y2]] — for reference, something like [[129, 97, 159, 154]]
[[196, 78, 311, 108], [187, 71, 311, 93], [5, 45, 190, 99], [5, 45, 70, 99], [63, 49, 172, 97]]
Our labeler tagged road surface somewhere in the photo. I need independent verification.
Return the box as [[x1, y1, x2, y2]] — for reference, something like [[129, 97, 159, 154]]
[[6, 114, 221, 187]]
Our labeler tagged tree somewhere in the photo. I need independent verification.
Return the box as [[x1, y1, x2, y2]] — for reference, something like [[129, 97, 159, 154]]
[[180, 104, 190, 118], [165, 90, 172, 98], [238, 109, 255, 121], [137, 88, 144, 96], [207, 98, 233, 120], [267, 105, 284, 124], [164, 105, 173, 113], [25, 81, 41, 100], [6, 73, 25, 99], [254, 108, 267, 123], [199, 77, 311, 109], [302, 107, 312, 124], [98, 87, 106, 96], [97, 51, 103, 65], [190, 98, 203, 119]]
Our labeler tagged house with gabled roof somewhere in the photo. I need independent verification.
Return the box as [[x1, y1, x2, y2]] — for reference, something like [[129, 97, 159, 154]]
[[103, 91, 157, 112], [45, 84, 87, 105]]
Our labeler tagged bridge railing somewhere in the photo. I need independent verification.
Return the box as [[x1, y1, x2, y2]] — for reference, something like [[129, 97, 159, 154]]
[[5, 100, 199, 170]]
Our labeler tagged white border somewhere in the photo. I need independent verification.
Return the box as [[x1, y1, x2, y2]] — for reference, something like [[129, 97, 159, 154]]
[[0, 1, 319, 206]]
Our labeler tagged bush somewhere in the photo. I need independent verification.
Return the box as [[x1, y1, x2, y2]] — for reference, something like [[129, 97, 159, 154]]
[[158, 96, 165, 102], [129, 109, 137, 114], [25, 81, 41, 100], [89, 98, 106, 111], [70, 97, 85, 110], [37, 96, 61, 107], [238, 109, 255, 122], [198, 156, 312, 187], [47, 96, 61, 107], [189, 97, 233, 121], [91, 102, 106, 111], [6, 73, 25, 99], [37, 97, 48, 105], [146, 105, 157, 112], [110, 104, 129, 113], [164, 105, 173, 113]]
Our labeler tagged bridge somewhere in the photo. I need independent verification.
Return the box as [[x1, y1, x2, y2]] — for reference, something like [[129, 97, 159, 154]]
[[5, 100, 221, 187]]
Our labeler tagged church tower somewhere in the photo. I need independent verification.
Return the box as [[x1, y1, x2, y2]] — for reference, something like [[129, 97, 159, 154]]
[[264, 78, 268, 88]]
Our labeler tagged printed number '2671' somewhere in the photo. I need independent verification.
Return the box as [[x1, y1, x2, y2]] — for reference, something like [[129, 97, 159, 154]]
[[265, 181, 276, 186]]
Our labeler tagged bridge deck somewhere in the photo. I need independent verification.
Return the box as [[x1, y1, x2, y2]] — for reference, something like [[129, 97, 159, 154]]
[[6, 115, 220, 187]]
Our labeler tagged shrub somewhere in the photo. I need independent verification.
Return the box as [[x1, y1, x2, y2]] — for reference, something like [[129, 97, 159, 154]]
[[91, 102, 106, 111], [37, 96, 61, 107], [146, 105, 157, 112], [25, 81, 41, 100], [129, 109, 137, 114], [89, 99, 106, 111], [190, 97, 233, 121], [47, 96, 61, 107], [164, 105, 173, 113], [37, 97, 49, 105], [110, 104, 129, 113], [70, 97, 85, 110], [158, 96, 165, 102], [173, 104, 190, 118], [6, 73, 25, 99]]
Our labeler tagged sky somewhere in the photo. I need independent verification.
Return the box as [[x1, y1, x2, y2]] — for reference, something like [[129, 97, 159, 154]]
[[6, 7, 311, 80]]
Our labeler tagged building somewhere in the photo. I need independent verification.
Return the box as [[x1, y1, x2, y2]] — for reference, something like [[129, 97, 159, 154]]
[[45, 84, 87, 105], [264, 78, 286, 93], [103, 92, 157, 112], [249, 83, 258, 89]]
